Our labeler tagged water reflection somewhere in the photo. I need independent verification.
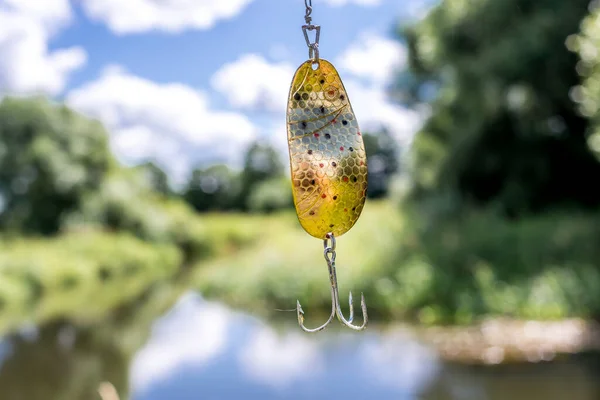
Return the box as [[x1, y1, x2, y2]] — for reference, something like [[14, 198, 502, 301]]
[[423, 357, 600, 400], [130, 297, 231, 392], [0, 292, 598, 400], [0, 322, 131, 400], [130, 294, 600, 400], [131, 293, 438, 400]]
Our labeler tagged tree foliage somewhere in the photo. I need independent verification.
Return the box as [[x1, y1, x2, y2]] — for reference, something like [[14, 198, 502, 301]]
[[134, 161, 173, 197], [571, 3, 600, 159], [184, 164, 241, 212], [397, 0, 600, 217], [246, 177, 293, 213], [0, 97, 215, 263], [183, 141, 291, 213], [0, 97, 113, 234], [363, 128, 400, 198], [238, 141, 284, 210]]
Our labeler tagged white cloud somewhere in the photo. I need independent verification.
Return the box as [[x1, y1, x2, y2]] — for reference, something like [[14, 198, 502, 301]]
[[323, 0, 382, 6], [67, 65, 257, 182], [335, 33, 420, 146], [269, 71, 420, 153], [215, 31, 419, 166], [359, 329, 439, 392], [211, 54, 295, 113], [0, 0, 86, 96], [238, 325, 323, 388], [344, 78, 421, 146], [265, 120, 289, 158], [337, 32, 406, 85], [256, 83, 421, 171], [130, 293, 230, 393], [80, 0, 255, 34], [1, 0, 71, 31]]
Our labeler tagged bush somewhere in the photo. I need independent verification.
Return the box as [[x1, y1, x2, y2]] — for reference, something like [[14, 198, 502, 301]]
[[390, 204, 600, 324], [0, 231, 181, 332], [62, 167, 214, 264], [246, 177, 293, 213]]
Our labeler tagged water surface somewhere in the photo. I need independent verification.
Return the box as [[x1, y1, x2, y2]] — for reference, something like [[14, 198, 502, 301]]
[[0, 293, 598, 400]]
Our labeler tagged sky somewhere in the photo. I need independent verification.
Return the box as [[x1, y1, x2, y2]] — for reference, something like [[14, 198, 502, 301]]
[[0, 0, 435, 184]]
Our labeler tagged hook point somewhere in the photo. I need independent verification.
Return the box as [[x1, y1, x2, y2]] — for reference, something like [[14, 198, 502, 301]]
[[296, 300, 304, 315]]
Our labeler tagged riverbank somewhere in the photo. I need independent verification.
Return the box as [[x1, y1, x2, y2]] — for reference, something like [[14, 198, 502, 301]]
[[1, 199, 599, 365], [195, 200, 600, 325], [393, 317, 600, 365]]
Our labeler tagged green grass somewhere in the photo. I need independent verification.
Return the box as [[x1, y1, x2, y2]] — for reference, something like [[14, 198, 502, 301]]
[[195, 200, 600, 325], [195, 200, 405, 321]]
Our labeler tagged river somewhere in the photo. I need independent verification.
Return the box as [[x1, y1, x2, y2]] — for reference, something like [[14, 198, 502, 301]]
[[0, 292, 599, 400]]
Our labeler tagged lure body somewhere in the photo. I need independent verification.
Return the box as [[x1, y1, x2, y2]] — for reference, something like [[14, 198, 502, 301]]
[[286, 59, 367, 239]]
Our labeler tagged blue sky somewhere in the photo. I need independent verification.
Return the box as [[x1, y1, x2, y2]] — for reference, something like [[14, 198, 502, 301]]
[[0, 0, 435, 183], [55, 1, 419, 91]]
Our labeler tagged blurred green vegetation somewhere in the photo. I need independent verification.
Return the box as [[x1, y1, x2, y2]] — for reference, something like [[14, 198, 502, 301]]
[[0, 96, 113, 235], [0, 231, 180, 333], [396, 0, 600, 217], [571, 4, 600, 160], [195, 200, 600, 325], [0, 96, 259, 337]]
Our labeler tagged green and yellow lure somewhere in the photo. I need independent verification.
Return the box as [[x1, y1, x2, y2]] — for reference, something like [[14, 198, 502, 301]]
[[286, 59, 368, 239]]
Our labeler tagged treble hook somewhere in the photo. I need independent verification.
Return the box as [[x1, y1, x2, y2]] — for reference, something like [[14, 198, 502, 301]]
[[296, 233, 368, 332]]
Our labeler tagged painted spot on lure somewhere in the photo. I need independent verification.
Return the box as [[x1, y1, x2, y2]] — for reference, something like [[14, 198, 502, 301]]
[[286, 59, 368, 239]]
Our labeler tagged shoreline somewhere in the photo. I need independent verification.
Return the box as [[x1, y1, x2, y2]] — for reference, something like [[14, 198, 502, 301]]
[[405, 318, 600, 365]]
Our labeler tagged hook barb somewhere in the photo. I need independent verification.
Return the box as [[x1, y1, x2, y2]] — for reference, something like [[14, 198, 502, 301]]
[[296, 233, 368, 332]]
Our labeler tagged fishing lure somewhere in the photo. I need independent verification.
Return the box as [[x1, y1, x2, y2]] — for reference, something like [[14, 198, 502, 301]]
[[287, 0, 368, 332]]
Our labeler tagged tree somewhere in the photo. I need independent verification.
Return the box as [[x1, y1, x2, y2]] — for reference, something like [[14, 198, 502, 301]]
[[0, 96, 113, 234], [572, 3, 600, 159], [246, 177, 293, 213], [183, 143, 291, 214], [238, 142, 284, 210], [183, 164, 240, 212], [363, 128, 400, 198], [396, 0, 600, 217], [134, 161, 172, 197]]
